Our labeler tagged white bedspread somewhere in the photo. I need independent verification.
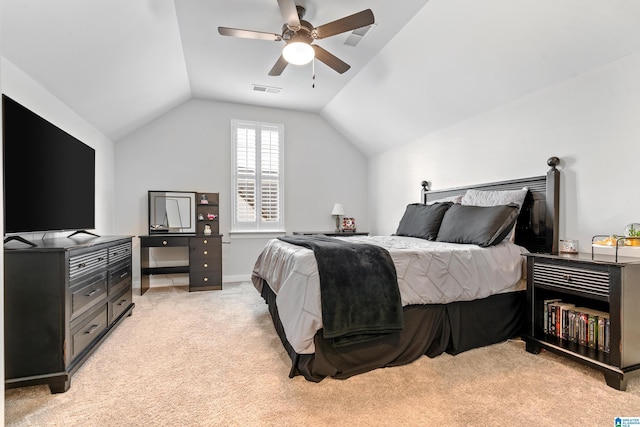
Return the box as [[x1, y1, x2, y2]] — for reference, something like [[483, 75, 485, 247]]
[[251, 235, 528, 355]]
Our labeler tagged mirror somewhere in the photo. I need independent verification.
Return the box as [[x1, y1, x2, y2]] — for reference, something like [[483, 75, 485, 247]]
[[148, 191, 196, 234]]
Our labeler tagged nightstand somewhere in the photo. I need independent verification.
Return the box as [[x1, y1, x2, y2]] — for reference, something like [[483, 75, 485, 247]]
[[292, 231, 369, 237], [522, 252, 640, 390]]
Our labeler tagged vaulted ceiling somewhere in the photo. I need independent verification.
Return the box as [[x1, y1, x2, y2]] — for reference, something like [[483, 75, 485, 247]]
[[3, 0, 640, 156]]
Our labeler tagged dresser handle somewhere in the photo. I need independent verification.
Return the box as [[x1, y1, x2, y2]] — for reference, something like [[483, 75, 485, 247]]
[[77, 263, 86, 269], [203, 239, 208, 244], [563, 274, 573, 283], [86, 289, 99, 297], [118, 299, 127, 306], [203, 250, 208, 255], [119, 271, 129, 278], [162, 240, 168, 245], [203, 277, 208, 282], [204, 263, 208, 268], [85, 324, 99, 335]]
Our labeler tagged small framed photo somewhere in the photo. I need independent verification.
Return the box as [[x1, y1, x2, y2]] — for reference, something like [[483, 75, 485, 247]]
[[342, 217, 356, 232]]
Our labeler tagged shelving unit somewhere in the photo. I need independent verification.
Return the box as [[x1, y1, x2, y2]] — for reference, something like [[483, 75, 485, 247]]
[[523, 252, 640, 390]]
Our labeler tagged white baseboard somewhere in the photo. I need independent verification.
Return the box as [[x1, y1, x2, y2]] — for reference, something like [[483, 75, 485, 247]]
[[223, 274, 251, 284]]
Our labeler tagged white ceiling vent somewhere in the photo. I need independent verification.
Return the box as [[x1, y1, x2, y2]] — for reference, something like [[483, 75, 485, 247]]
[[344, 24, 376, 47], [252, 84, 281, 94]]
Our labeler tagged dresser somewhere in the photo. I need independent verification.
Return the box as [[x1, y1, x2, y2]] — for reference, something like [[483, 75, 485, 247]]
[[4, 235, 134, 393]]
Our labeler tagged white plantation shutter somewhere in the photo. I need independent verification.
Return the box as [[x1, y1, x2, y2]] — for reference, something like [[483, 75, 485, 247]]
[[231, 120, 284, 231]]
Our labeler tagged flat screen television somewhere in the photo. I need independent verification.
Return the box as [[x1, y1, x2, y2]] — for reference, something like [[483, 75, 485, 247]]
[[2, 94, 96, 238]]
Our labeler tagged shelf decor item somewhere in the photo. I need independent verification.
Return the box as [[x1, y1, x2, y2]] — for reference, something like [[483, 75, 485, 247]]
[[342, 217, 356, 232], [559, 239, 578, 254], [625, 223, 640, 246]]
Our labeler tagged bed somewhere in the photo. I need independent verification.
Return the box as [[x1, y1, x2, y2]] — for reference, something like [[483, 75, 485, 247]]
[[252, 157, 560, 382]]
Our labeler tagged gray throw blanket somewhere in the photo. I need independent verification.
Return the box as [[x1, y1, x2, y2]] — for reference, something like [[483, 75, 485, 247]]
[[278, 235, 403, 348]]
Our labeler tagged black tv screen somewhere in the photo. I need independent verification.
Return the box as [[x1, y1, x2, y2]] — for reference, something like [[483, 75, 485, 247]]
[[3, 94, 95, 234]]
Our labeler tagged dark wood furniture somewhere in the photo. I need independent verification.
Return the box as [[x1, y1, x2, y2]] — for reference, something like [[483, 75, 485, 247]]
[[140, 191, 221, 294], [139, 235, 222, 293], [292, 231, 369, 237], [259, 158, 561, 381], [523, 252, 640, 390], [4, 235, 134, 393]]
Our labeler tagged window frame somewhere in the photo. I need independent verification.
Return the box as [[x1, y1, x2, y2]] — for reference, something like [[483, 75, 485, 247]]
[[230, 119, 285, 233]]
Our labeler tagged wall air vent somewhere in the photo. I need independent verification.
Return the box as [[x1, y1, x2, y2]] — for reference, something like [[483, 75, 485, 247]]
[[252, 84, 281, 94], [344, 24, 376, 47]]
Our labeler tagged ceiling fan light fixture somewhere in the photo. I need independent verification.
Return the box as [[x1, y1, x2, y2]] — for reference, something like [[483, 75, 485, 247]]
[[282, 42, 315, 65]]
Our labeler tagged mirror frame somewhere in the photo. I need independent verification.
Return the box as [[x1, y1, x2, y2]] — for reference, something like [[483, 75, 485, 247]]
[[148, 191, 196, 234]]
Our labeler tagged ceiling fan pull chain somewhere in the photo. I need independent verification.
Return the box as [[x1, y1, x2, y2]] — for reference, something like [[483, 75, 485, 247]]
[[312, 59, 316, 88]]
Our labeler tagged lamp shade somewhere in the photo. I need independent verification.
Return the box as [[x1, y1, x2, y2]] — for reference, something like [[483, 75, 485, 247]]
[[282, 42, 315, 65], [331, 203, 345, 216]]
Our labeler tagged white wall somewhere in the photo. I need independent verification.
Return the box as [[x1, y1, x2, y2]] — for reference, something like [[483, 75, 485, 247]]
[[1, 58, 117, 237], [115, 98, 369, 286], [369, 49, 640, 255]]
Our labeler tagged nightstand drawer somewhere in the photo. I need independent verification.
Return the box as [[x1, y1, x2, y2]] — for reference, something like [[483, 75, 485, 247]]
[[533, 262, 610, 298]]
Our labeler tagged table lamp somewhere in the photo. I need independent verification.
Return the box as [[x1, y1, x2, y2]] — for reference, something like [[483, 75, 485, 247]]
[[331, 203, 345, 232]]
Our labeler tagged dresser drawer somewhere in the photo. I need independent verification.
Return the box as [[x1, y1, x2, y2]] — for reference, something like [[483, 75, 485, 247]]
[[108, 260, 132, 295], [189, 271, 222, 288], [109, 287, 133, 324], [71, 272, 108, 319], [70, 304, 108, 361], [69, 248, 108, 283], [189, 237, 220, 260], [141, 236, 190, 247], [109, 241, 132, 264], [532, 262, 610, 299]]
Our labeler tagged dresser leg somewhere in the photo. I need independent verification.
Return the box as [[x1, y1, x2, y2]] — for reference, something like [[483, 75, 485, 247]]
[[49, 379, 70, 394]]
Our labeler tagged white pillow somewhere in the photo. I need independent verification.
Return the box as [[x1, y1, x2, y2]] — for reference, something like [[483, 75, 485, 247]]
[[461, 187, 528, 242], [426, 194, 463, 205]]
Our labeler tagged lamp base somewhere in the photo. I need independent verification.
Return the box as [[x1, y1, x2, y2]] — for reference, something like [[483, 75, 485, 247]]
[[334, 215, 341, 233]]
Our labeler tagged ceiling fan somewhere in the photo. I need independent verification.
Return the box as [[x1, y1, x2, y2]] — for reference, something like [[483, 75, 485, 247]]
[[218, 0, 375, 76]]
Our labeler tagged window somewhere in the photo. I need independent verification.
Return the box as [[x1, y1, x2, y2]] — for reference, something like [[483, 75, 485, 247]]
[[231, 120, 284, 232]]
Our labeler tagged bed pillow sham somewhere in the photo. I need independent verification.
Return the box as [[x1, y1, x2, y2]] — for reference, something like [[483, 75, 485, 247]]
[[461, 187, 528, 242], [436, 203, 520, 247], [395, 202, 453, 240]]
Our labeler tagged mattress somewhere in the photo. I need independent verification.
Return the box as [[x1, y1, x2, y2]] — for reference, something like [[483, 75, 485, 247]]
[[251, 235, 528, 354]]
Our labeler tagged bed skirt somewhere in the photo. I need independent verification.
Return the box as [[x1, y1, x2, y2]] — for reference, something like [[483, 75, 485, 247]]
[[260, 282, 525, 382]]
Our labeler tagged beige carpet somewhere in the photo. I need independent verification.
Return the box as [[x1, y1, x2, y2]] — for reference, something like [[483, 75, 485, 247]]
[[5, 282, 640, 426]]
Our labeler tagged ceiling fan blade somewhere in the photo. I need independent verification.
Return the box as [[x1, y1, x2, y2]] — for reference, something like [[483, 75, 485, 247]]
[[277, 0, 301, 29], [218, 27, 282, 42], [312, 45, 350, 74], [268, 55, 289, 76], [313, 9, 374, 39]]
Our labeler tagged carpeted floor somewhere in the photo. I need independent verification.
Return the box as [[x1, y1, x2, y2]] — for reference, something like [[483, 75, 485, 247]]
[[5, 282, 640, 426]]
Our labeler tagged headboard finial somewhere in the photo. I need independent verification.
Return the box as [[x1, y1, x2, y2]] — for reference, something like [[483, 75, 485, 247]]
[[547, 156, 560, 170], [421, 180, 430, 191]]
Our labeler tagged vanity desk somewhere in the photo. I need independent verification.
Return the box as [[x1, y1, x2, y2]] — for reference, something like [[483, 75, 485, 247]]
[[140, 190, 221, 294], [139, 234, 222, 294]]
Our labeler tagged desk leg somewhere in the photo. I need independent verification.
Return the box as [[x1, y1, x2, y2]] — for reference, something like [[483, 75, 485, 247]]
[[140, 246, 150, 295]]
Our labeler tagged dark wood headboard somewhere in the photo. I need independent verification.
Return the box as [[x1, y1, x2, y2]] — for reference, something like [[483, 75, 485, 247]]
[[422, 157, 560, 254]]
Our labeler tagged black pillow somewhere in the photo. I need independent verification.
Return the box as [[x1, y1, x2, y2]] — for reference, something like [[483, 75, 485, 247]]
[[436, 203, 519, 247], [395, 202, 453, 240]]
